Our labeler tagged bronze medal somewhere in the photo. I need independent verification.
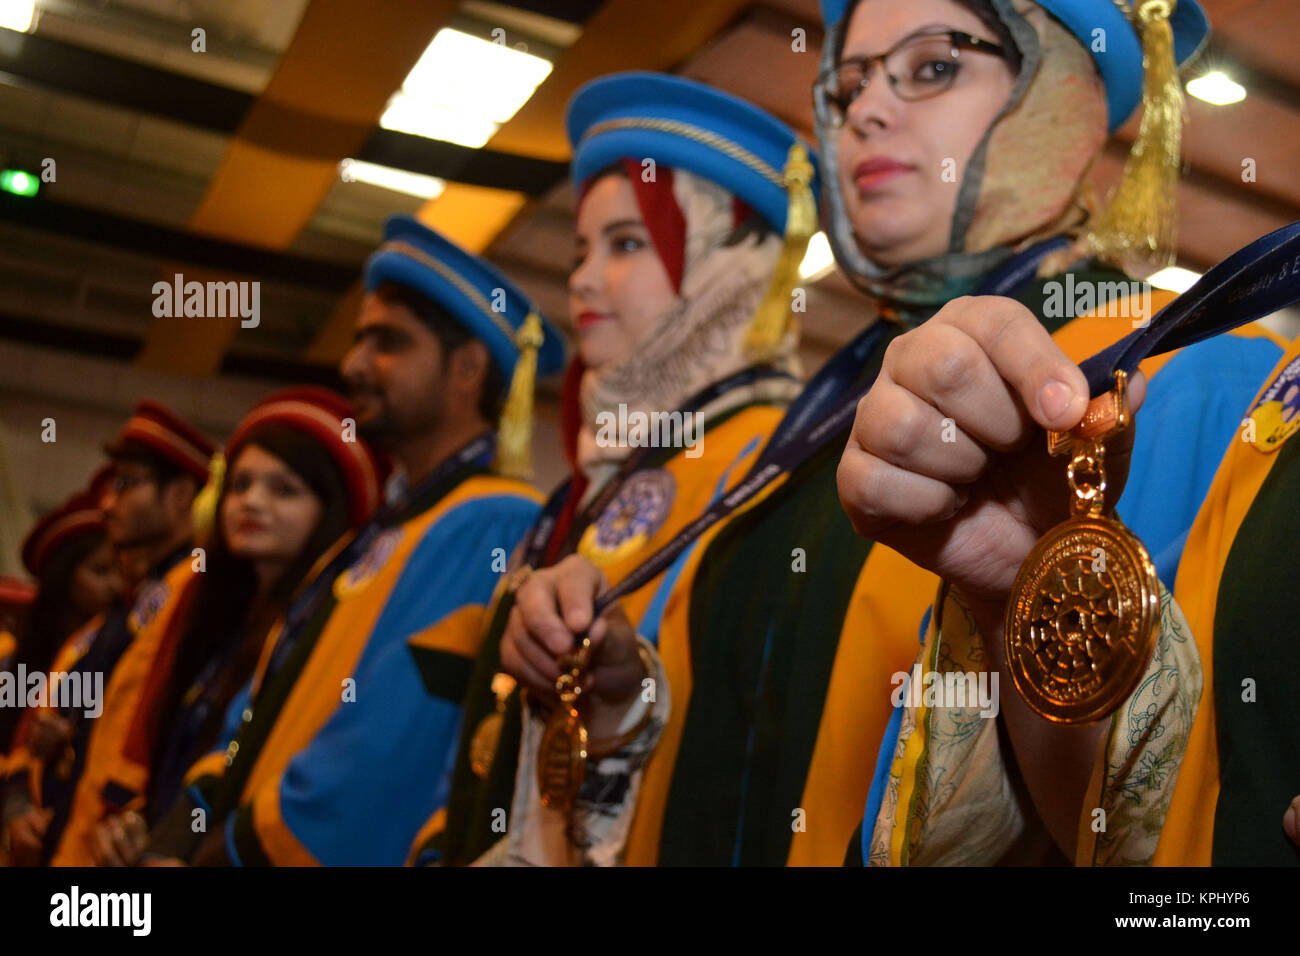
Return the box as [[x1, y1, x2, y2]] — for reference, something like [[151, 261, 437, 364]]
[[536, 638, 592, 811], [469, 712, 504, 779], [1005, 371, 1160, 724], [1005, 513, 1159, 724], [469, 673, 517, 778], [537, 706, 588, 810]]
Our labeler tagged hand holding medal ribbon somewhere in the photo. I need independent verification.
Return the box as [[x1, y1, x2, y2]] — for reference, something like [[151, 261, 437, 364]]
[[529, 221, 1300, 806], [1009, 221, 1300, 723]]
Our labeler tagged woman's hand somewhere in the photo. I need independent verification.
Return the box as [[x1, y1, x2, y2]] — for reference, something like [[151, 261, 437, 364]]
[[500, 556, 645, 738], [838, 295, 1145, 632], [90, 810, 149, 867], [4, 806, 53, 866], [837, 294, 1148, 858], [1285, 795, 1300, 848]]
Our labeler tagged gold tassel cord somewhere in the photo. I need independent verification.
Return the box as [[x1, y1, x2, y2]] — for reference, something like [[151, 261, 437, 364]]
[[1087, 0, 1184, 269], [191, 451, 225, 543], [496, 311, 544, 479], [744, 143, 817, 360]]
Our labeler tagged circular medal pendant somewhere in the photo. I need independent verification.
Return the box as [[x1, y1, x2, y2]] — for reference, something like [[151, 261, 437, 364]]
[[537, 708, 588, 810], [1004, 514, 1159, 724], [469, 713, 504, 779]]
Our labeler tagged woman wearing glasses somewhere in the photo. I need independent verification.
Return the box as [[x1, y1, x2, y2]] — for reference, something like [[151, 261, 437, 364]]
[[498, 0, 1284, 866], [828, 0, 1294, 865]]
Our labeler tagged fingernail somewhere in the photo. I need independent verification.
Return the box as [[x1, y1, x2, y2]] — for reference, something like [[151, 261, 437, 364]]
[[1039, 380, 1076, 421], [1285, 805, 1297, 840]]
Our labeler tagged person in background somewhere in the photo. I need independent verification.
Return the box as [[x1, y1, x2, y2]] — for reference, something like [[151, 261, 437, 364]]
[[72, 388, 386, 867], [4, 402, 214, 865], [144, 216, 563, 866], [0, 480, 121, 865], [2, 481, 121, 754]]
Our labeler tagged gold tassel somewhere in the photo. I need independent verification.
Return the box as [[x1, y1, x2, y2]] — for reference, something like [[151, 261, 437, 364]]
[[744, 143, 817, 361], [191, 451, 225, 543], [1087, 0, 1184, 269], [495, 311, 544, 479]]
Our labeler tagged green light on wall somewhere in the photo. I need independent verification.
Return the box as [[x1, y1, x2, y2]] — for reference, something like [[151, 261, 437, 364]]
[[0, 169, 39, 197]]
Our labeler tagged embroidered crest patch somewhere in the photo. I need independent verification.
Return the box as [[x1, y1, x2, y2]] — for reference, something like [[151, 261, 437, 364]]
[[334, 528, 403, 598], [128, 580, 172, 633], [1248, 354, 1300, 453], [579, 469, 676, 567]]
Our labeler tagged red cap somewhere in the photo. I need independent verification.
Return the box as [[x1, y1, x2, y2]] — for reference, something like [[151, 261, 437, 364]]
[[108, 400, 215, 484], [21, 490, 107, 578], [0, 575, 36, 609], [225, 387, 388, 528]]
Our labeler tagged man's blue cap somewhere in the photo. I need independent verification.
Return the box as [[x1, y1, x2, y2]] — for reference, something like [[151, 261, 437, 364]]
[[364, 215, 565, 390], [566, 71, 821, 234], [819, 0, 1210, 133]]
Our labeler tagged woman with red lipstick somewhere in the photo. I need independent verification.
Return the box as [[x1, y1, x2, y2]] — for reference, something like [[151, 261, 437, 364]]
[[424, 72, 821, 867], [75, 388, 386, 866]]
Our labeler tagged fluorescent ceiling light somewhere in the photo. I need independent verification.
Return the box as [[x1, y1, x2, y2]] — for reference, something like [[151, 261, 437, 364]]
[[1187, 71, 1246, 106], [380, 94, 501, 150], [339, 159, 446, 199], [1148, 266, 1201, 294], [380, 27, 553, 147], [0, 0, 36, 33], [799, 231, 836, 281]]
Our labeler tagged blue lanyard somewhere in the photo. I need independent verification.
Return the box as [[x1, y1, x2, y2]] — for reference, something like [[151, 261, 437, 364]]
[[1080, 221, 1300, 395]]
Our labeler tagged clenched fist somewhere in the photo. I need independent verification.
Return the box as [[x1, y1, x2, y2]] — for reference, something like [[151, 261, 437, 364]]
[[838, 295, 1145, 619], [837, 295, 1148, 855]]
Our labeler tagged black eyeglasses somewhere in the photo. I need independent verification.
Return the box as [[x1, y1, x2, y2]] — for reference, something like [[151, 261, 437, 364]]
[[815, 30, 1011, 124]]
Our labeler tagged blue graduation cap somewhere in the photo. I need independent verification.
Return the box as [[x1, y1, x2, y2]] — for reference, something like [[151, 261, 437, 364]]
[[566, 71, 822, 358], [365, 215, 565, 477]]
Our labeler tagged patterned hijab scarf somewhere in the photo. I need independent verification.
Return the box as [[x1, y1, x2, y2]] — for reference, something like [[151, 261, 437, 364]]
[[816, 0, 1110, 325], [569, 160, 801, 482]]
